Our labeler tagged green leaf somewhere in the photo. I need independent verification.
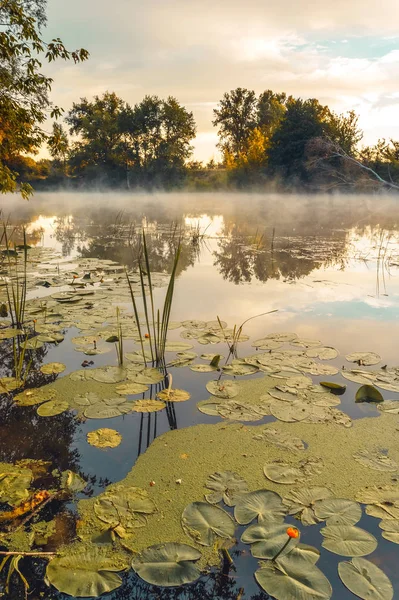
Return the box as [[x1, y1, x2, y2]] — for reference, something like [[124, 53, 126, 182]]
[[132, 542, 201, 587], [87, 428, 122, 448], [320, 525, 377, 556], [94, 485, 156, 529], [338, 558, 393, 600], [206, 380, 239, 399], [46, 545, 125, 597], [319, 381, 346, 393], [346, 352, 381, 366], [205, 471, 248, 506], [241, 522, 300, 559], [284, 487, 333, 526], [255, 559, 332, 600], [313, 498, 362, 526], [181, 501, 235, 546], [234, 489, 286, 525], [355, 385, 384, 403], [37, 399, 69, 417]]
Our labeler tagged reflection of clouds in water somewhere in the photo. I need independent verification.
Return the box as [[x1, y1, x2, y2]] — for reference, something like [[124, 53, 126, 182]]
[[184, 214, 224, 237]]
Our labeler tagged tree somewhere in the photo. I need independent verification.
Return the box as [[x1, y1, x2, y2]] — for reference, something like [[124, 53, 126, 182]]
[[268, 97, 331, 182], [257, 90, 287, 138], [66, 91, 126, 179], [327, 110, 363, 156], [47, 122, 69, 173], [0, 0, 88, 198], [120, 95, 196, 187], [213, 88, 257, 159]]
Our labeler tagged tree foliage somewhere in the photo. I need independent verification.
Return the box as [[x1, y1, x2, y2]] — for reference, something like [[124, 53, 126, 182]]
[[0, 0, 88, 198]]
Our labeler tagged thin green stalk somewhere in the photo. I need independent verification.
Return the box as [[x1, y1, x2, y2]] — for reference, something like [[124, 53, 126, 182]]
[[138, 260, 155, 363], [126, 268, 147, 367], [142, 231, 158, 355]]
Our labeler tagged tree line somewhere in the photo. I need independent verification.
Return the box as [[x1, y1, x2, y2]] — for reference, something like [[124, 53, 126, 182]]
[[1, 1, 399, 195]]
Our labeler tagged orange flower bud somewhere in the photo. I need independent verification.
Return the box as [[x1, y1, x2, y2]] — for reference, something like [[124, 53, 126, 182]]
[[286, 527, 300, 539], [145, 333, 150, 339]]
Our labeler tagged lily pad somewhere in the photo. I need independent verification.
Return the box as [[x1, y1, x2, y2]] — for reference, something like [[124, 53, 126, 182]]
[[91, 366, 127, 384], [320, 381, 346, 393], [40, 362, 66, 375], [131, 399, 166, 413], [14, 387, 56, 406], [181, 501, 235, 546], [196, 400, 221, 416], [242, 522, 301, 560], [255, 558, 332, 600], [346, 352, 381, 366], [353, 449, 398, 472], [87, 428, 122, 449], [218, 401, 263, 422], [284, 487, 333, 526], [379, 519, 399, 544], [131, 542, 201, 587], [338, 557, 393, 600], [165, 341, 193, 352], [205, 471, 248, 506], [134, 368, 164, 385], [84, 404, 123, 419], [190, 364, 218, 373], [115, 383, 149, 395], [378, 401, 399, 414], [320, 525, 377, 556], [222, 363, 259, 376], [157, 389, 191, 402], [355, 385, 384, 403], [341, 370, 376, 385], [206, 380, 239, 399], [234, 489, 286, 525], [264, 462, 306, 485], [94, 485, 156, 529], [254, 428, 306, 452], [46, 545, 125, 597], [306, 347, 338, 360], [313, 498, 362, 526], [37, 399, 69, 417]]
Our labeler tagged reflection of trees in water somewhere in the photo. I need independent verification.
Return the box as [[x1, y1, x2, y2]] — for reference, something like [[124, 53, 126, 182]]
[[213, 223, 351, 284]]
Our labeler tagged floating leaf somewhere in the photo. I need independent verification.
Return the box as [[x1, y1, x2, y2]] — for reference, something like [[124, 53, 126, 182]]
[[341, 370, 376, 385], [291, 338, 322, 349], [265, 332, 298, 342], [157, 389, 191, 402], [222, 363, 259, 376], [206, 380, 239, 399], [320, 381, 346, 393], [87, 428, 122, 448], [197, 333, 221, 345], [284, 487, 333, 526], [242, 522, 300, 559], [377, 401, 399, 414], [353, 449, 398, 472], [218, 401, 263, 422], [254, 428, 306, 452], [134, 368, 164, 384], [61, 470, 87, 492], [84, 404, 123, 419], [181, 502, 235, 546], [131, 542, 201, 587], [165, 341, 193, 352], [346, 352, 381, 366], [0, 377, 22, 392], [14, 387, 56, 406], [182, 320, 206, 330], [338, 557, 393, 600], [255, 559, 332, 600], [379, 519, 399, 544], [46, 545, 125, 597], [320, 525, 377, 556], [355, 385, 384, 403], [0, 471, 32, 506], [91, 366, 127, 383], [115, 383, 149, 395], [313, 498, 362, 526], [196, 400, 221, 416], [131, 399, 166, 413], [270, 399, 312, 423], [205, 471, 248, 506], [234, 489, 286, 525], [37, 399, 69, 417], [40, 363, 66, 375], [306, 347, 338, 360], [264, 462, 306, 485], [94, 485, 156, 529]]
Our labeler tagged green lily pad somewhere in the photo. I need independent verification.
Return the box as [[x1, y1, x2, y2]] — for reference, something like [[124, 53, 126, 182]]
[[265, 332, 298, 342], [264, 459, 322, 485], [253, 428, 306, 452], [165, 341, 194, 352], [206, 380, 239, 399], [157, 389, 191, 402], [115, 383, 149, 395], [284, 487, 333, 526], [353, 449, 398, 472], [379, 519, 399, 544], [242, 522, 300, 559], [0, 471, 32, 506], [346, 352, 381, 366], [190, 364, 218, 373], [14, 387, 56, 406], [37, 399, 69, 417], [182, 320, 206, 330], [90, 366, 127, 384], [270, 399, 312, 423], [131, 542, 201, 587], [84, 404, 123, 419], [205, 471, 248, 506], [255, 558, 332, 600], [61, 470, 87, 492], [94, 485, 156, 529], [320, 381, 346, 393], [218, 401, 263, 422], [355, 385, 384, 403], [234, 489, 286, 525], [306, 347, 338, 360], [377, 401, 399, 414], [131, 399, 166, 413], [87, 428, 122, 448], [341, 370, 376, 385], [134, 368, 164, 385], [46, 545, 125, 597], [222, 363, 259, 376], [338, 557, 393, 600], [197, 333, 222, 345], [321, 525, 377, 556], [40, 362, 66, 375], [313, 498, 362, 526], [181, 501, 235, 546]]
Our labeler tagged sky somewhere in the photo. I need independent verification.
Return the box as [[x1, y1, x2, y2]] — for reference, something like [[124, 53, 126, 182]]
[[43, 0, 399, 162]]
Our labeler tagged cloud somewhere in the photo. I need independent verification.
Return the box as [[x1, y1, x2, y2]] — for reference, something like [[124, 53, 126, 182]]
[[42, 0, 399, 160]]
